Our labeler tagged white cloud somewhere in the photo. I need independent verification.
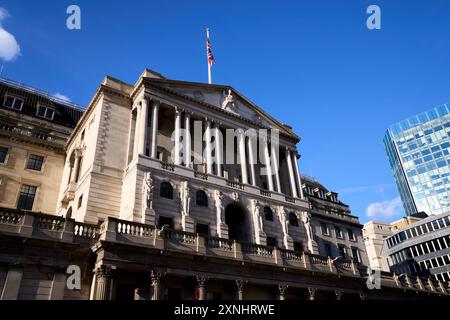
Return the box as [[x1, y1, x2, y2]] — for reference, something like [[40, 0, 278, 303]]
[[52, 93, 71, 102], [0, 7, 21, 61], [338, 183, 394, 195], [365, 197, 404, 219]]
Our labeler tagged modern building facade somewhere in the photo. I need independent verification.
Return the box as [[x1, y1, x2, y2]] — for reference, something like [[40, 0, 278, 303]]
[[363, 213, 426, 272], [384, 104, 450, 216], [383, 212, 450, 283], [0, 71, 448, 300]]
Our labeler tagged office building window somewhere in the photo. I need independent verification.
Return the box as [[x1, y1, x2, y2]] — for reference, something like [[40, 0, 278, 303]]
[[36, 105, 55, 120], [17, 185, 37, 210], [0, 146, 8, 163], [351, 247, 360, 263], [321, 223, 330, 235], [338, 245, 346, 257], [348, 229, 356, 241], [324, 243, 332, 257], [335, 226, 343, 238], [160, 182, 173, 199], [196, 190, 208, 207], [26, 154, 44, 171], [3, 95, 23, 110], [196, 223, 209, 236], [264, 207, 274, 221]]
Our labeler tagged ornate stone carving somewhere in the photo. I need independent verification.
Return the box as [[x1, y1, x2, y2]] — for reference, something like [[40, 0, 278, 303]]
[[277, 206, 290, 249], [214, 190, 225, 224], [193, 91, 204, 102], [335, 289, 343, 300], [143, 172, 154, 210], [308, 287, 316, 300], [301, 211, 314, 253], [180, 181, 191, 217], [221, 89, 238, 113], [231, 191, 240, 202]]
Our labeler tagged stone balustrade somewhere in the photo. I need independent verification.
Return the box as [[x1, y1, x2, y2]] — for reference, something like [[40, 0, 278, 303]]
[[0, 209, 448, 296]]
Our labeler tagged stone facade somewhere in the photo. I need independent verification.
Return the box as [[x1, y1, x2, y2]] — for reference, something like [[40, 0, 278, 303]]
[[0, 71, 448, 300]]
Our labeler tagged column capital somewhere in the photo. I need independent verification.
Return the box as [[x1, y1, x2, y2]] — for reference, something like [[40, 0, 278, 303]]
[[151, 270, 163, 285], [308, 287, 317, 300], [335, 289, 343, 300], [174, 106, 183, 114], [96, 265, 114, 278], [236, 279, 247, 291], [278, 284, 288, 295], [196, 275, 209, 288]]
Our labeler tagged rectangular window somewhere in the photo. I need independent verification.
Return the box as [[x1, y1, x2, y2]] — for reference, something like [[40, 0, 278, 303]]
[[266, 237, 277, 247], [321, 223, 329, 236], [293, 241, 303, 252], [77, 194, 83, 209], [158, 216, 173, 229], [0, 146, 8, 163], [348, 229, 356, 241], [36, 105, 55, 120], [196, 223, 209, 236], [26, 154, 44, 171], [3, 95, 23, 110], [351, 248, 360, 263], [338, 245, 346, 257], [17, 185, 37, 210], [324, 243, 332, 257], [335, 226, 343, 238]]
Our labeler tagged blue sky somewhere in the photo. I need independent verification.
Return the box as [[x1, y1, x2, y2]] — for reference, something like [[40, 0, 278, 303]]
[[1, 1, 450, 223]]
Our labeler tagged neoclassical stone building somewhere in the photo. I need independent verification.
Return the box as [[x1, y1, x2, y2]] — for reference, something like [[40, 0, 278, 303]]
[[0, 71, 448, 300]]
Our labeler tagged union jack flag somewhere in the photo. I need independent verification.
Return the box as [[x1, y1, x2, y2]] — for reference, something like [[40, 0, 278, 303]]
[[206, 33, 215, 66]]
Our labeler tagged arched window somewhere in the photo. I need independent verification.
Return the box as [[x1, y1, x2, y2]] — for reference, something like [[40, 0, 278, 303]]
[[196, 190, 208, 207], [264, 207, 273, 221], [160, 182, 173, 199], [289, 212, 298, 227]]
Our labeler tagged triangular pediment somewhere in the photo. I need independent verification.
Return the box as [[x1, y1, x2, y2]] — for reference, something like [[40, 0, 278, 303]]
[[143, 78, 299, 140]]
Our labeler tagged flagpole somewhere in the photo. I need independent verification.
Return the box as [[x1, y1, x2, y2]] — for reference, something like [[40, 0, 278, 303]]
[[206, 28, 212, 84]]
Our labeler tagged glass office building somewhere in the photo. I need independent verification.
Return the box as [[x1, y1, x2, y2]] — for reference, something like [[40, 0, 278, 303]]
[[384, 103, 450, 216]]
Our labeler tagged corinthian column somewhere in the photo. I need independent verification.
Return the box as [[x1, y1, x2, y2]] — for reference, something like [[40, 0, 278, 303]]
[[286, 148, 298, 198], [174, 107, 182, 165], [263, 138, 274, 191], [138, 99, 149, 155], [238, 130, 248, 184], [133, 104, 141, 159], [247, 135, 257, 186], [271, 143, 281, 193], [215, 123, 223, 177], [292, 151, 304, 198], [184, 112, 191, 167], [150, 101, 160, 158], [205, 119, 212, 174], [95, 266, 112, 300]]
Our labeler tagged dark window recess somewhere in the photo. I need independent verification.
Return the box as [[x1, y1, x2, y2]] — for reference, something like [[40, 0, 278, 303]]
[[293, 241, 303, 252], [81, 129, 85, 140], [348, 229, 355, 240], [160, 182, 173, 199], [324, 243, 332, 257], [196, 190, 208, 207], [77, 195, 83, 209], [196, 223, 209, 236], [321, 223, 329, 235], [0, 146, 8, 163], [158, 216, 173, 229], [338, 245, 346, 257], [264, 207, 273, 221], [288, 212, 298, 226], [27, 154, 44, 171], [17, 185, 37, 210], [266, 237, 277, 247], [166, 288, 181, 300]]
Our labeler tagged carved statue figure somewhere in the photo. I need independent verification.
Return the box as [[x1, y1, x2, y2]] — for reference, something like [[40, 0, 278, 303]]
[[214, 190, 225, 224], [302, 211, 314, 253], [143, 172, 154, 210], [180, 181, 191, 217], [222, 89, 237, 112]]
